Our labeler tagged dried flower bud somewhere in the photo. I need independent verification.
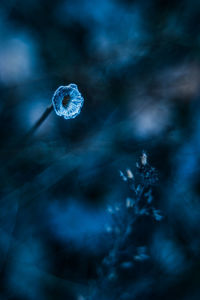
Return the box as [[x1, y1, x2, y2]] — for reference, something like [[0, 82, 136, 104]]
[[141, 152, 147, 166], [52, 83, 84, 119], [107, 206, 114, 214], [126, 168, 134, 179], [119, 170, 127, 181], [126, 197, 135, 208]]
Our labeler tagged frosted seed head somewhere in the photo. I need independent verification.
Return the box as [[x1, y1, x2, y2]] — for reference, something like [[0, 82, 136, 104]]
[[52, 83, 84, 120]]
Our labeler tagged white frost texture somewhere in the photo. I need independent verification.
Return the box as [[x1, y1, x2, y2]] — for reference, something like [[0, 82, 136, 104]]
[[52, 83, 84, 119]]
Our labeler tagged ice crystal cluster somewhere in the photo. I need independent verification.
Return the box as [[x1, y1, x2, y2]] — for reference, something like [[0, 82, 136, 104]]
[[52, 83, 84, 119]]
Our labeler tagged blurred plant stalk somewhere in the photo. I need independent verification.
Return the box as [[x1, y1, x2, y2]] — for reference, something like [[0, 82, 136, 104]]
[[24, 104, 53, 141]]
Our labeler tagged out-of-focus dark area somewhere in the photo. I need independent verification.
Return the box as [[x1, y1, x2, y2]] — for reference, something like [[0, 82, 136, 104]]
[[0, 0, 200, 299]]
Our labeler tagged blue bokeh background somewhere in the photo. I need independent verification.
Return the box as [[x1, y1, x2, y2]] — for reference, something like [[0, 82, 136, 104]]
[[0, 0, 200, 299]]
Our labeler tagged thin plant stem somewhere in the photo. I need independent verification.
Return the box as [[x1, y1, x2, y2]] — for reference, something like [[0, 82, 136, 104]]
[[24, 103, 53, 142], [0, 104, 54, 181]]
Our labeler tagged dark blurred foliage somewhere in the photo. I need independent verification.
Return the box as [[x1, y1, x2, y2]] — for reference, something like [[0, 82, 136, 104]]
[[0, 0, 200, 299]]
